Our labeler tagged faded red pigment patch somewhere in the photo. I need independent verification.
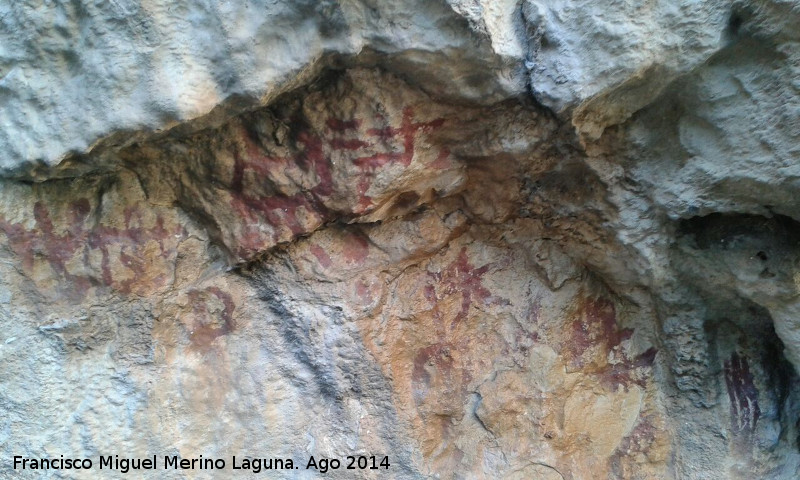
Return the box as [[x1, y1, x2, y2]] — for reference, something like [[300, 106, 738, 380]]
[[342, 232, 369, 264], [411, 343, 466, 406], [355, 279, 372, 303], [186, 287, 236, 350], [430, 147, 453, 170], [567, 297, 629, 369], [365, 107, 445, 167], [610, 414, 660, 477], [724, 352, 760, 449], [330, 138, 370, 150], [425, 247, 509, 326], [305, 233, 369, 272], [600, 347, 658, 391], [357, 107, 446, 171], [338, 107, 448, 214], [566, 296, 657, 390], [0, 199, 182, 299], [501, 301, 542, 359], [310, 244, 333, 269], [409, 249, 510, 411], [423, 284, 437, 303], [89, 208, 182, 296], [326, 118, 361, 132], [355, 176, 374, 213], [227, 107, 449, 259], [228, 123, 335, 259]]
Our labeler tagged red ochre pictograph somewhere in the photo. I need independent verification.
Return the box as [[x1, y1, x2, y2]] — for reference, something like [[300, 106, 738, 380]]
[[0, 199, 182, 299], [228, 106, 449, 260]]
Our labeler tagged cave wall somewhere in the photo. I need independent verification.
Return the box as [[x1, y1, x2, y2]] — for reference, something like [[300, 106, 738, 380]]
[[1, 1, 799, 479]]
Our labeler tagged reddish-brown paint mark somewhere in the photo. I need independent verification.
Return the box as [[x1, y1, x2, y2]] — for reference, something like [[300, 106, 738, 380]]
[[329, 138, 370, 150], [724, 352, 760, 438], [352, 152, 404, 170], [70, 198, 91, 224], [310, 244, 332, 269], [364, 126, 394, 140], [0, 198, 181, 299], [187, 287, 236, 350], [526, 300, 541, 327], [342, 233, 369, 264], [326, 118, 361, 132], [32, 201, 81, 276], [228, 107, 447, 260], [229, 127, 332, 259], [568, 297, 631, 369], [229, 122, 336, 258], [566, 296, 658, 390], [365, 107, 445, 167], [327, 106, 446, 216], [408, 248, 538, 448], [295, 129, 335, 197], [423, 284, 437, 303], [600, 347, 658, 390], [426, 247, 508, 326], [410, 337, 477, 416], [504, 301, 542, 358], [354, 176, 375, 214], [412, 343, 456, 404], [620, 415, 657, 450], [610, 414, 659, 476], [88, 212, 180, 296], [355, 280, 372, 303], [231, 191, 311, 234], [430, 147, 452, 169]]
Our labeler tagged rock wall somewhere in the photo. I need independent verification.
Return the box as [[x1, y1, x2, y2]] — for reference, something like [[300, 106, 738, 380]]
[[1, 1, 799, 479]]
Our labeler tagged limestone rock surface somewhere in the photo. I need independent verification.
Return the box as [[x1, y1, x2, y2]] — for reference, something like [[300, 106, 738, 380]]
[[1, 1, 800, 479]]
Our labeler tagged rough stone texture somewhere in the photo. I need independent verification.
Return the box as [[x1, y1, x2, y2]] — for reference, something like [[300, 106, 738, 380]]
[[0, 0, 524, 177], [1, 1, 800, 479]]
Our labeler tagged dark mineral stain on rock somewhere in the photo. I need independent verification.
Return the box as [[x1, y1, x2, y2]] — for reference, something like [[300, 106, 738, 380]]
[[724, 352, 760, 439]]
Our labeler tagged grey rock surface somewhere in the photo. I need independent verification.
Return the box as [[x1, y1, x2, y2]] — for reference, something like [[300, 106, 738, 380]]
[[1, 0, 800, 479], [0, 0, 524, 176]]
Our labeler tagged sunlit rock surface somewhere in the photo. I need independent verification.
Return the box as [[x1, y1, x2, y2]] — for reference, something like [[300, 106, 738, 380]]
[[1, 1, 799, 479]]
